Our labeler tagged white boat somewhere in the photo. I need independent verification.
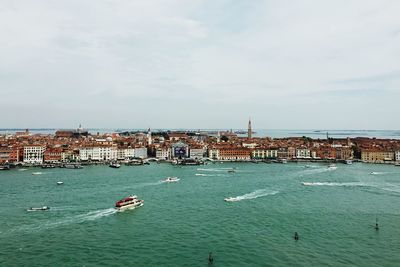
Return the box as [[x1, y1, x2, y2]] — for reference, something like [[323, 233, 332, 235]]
[[345, 160, 353, 165], [115, 195, 144, 212], [32, 172, 43, 175], [328, 164, 337, 169], [301, 182, 313, 186], [224, 197, 236, 202], [163, 177, 180, 183], [370, 172, 379, 175], [57, 181, 64, 185], [109, 163, 121, 168], [27, 206, 50, 211]]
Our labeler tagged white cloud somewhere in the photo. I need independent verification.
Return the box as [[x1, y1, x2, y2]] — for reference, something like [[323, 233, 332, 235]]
[[0, 0, 399, 129]]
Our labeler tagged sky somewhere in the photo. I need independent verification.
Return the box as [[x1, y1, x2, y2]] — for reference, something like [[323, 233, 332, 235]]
[[0, 0, 399, 130]]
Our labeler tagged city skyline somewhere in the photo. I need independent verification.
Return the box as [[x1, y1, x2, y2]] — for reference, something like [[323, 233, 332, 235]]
[[1, 0, 399, 129]]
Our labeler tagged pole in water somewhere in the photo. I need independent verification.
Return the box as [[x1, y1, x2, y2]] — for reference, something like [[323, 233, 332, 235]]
[[208, 252, 214, 264], [294, 232, 299, 240]]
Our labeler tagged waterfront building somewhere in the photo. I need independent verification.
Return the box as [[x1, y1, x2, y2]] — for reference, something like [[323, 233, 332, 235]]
[[117, 147, 135, 160], [134, 147, 148, 159], [44, 147, 63, 163], [23, 146, 46, 164], [296, 147, 311, 159], [219, 146, 251, 161], [79, 146, 117, 161], [172, 141, 189, 158], [335, 147, 354, 160], [361, 149, 394, 163], [252, 148, 278, 159], [208, 147, 220, 160], [395, 151, 400, 162], [189, 146, 205, 159], [156, 147, 171, 160], [61, 150, 80, 162], [0, 147, 19, 164]]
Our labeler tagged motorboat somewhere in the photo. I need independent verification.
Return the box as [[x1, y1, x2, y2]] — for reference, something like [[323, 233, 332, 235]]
[[345, 160, 353, 165], [57, 181, 64, 185], [301, 182, 313, 186], [0, 165, 10, 170], [370, 172, 379, 175], [27, 206, 50, 211], [32, 172, 43, 175], [328, 164, 337, 169], [224, 197, 236, 202], [163, 177, 180, 182], [109, 162, 121, 168], [227, 169, 236, 173], [115, 195, 144, 212]]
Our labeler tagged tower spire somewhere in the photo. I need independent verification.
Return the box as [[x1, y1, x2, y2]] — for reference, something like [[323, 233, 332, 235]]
[[248, 117, 252, 139]]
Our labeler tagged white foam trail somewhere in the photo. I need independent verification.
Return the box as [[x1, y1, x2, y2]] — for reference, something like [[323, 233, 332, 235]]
[[7, 208, 117, 236], [225, 189, 279, 202], [195, 173, 227, 177], [370, 172, 388, 175], [302, 182, 367, 187], [197, 168, 235, 172]]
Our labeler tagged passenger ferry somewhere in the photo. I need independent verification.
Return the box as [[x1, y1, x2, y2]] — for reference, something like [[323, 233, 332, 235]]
[[115, 195, 144, 212]]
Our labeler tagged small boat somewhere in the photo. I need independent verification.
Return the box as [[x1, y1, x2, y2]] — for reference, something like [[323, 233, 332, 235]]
[[224, 197, 236, 202], [115, 195, 144, 212], [0, 165, 10, 170], [304, 165, 312, 168], [395, 162, 400, 167], [27, 206, 50, 211], [370, 172, 379, 175], [163, 177, 180, 182], [32, 172, 43, 175], [345, 160, 353, 165], [227, 169, 236, 173], [109, 163, 121, 168], [301, 182, 313, 186], [57, 181, 64, 185], [328, 164, 337, 169]]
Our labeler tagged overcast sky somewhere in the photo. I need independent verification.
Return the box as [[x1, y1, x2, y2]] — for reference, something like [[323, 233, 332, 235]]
[[0, 0, 399, 130]]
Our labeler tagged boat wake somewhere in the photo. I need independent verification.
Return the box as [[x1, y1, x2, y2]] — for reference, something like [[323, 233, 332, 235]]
[[197, 168, 236, 172], [7, 208, 117, 236], [195, 173, 227, 177], [301, 181, 400, 196], [300, 167, 337, 176], [225, 189, 279, 202], [302, 182, 366, 187]]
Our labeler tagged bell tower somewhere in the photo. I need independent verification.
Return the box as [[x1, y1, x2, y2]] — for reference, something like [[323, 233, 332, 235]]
[[248, 118, 252, 139]]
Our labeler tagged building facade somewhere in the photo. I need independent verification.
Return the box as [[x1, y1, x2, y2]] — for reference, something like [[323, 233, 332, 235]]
[[24, 146, 46, 164]]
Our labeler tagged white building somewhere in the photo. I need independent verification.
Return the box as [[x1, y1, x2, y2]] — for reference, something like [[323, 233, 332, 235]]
[[156, 147, 171, 160], [395, 151, 400, 161], [117, 148, 135, 160], [79, 146, 117, 161], [23, 146, 46, 164], [252, 149, 278, 159], [189, 148, 205, 159], [296, 148, 311, 159], [134, 147, 148, 159], [208, 148, 219, 160]]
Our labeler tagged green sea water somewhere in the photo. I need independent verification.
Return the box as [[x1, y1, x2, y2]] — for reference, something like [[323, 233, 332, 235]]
[[1, 162, 399, 266]]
